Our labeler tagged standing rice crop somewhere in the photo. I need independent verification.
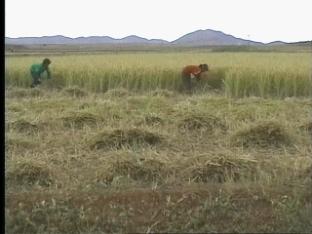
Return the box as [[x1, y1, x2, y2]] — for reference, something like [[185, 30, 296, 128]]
[[5, 52, 312, 97]]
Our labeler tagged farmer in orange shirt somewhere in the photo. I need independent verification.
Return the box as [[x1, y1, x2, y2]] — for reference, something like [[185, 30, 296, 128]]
[[181, 64, 209, 93]]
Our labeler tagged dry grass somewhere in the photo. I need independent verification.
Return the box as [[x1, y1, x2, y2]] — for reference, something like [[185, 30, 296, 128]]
[[88, 128, 164, 150], [6, 87, 43, 98], [5, 136, 37, 152], [95, 152, 169, 184], [62, 86, 88, 97], [301, 164, 312, 180], [61, 111, 100, 128], [105, 88, 130, 98], [151, 89, 175, 97], [5, 86, 312, 233], [6, 159, 54, 186], [178, 113, 227, 132], [140, 113, 164, 126], [8, 119, 40, 134], [300, 121, 312, 135], [145, 116, 163, 126], [231, 121, 293, 147], [185, 153, 258, 183]]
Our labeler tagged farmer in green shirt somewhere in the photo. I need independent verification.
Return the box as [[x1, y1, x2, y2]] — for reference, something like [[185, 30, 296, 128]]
[[30, 58, 52, 88]]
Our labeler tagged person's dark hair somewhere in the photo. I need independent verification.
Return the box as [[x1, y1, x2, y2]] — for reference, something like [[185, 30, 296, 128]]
[[199, 64, 209, 72], [43, 58, 51, 66]]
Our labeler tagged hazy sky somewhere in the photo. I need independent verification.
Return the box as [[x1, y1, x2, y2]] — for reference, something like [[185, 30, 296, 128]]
[[5, 0, 312, 43]]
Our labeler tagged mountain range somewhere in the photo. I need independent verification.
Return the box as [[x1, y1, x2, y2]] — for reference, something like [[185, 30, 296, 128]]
[[5, 29, 284, 46]]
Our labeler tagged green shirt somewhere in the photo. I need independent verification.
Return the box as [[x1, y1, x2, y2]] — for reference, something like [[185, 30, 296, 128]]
[[30, 63, 51, 79]]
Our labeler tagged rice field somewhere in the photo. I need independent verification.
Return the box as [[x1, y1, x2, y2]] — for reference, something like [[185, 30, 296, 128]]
[[5, 52, 312, 97], [5, 50, 312, 233]]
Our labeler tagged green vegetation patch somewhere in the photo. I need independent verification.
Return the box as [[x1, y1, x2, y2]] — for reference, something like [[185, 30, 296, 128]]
[[88, 128, 163, 150], [231, 121, 293, 147]]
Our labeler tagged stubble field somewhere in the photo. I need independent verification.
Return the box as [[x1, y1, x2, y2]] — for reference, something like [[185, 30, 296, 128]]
[[5, 50, 312, 233]]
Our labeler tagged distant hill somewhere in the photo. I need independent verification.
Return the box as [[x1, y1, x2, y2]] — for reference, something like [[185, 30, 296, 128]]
[[267, 41, 286, 46], [5, 35, 169, 45], [172, 29, 263, 46], [286, 41, 312, 46], [116, 35, 168, 44], [6, 29, 304, 46], [5, 35, 74, 45]]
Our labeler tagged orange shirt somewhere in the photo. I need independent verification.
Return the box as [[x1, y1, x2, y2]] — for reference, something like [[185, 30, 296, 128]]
[[182, 65, 201, 77]]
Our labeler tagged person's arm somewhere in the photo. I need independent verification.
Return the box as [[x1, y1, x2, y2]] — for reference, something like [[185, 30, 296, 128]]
[[195, 74, 201, 81], [193, 70, 201, 81]]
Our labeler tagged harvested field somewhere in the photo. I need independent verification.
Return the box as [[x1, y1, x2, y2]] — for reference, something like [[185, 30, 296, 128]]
[[5, 49, 312, 233]]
